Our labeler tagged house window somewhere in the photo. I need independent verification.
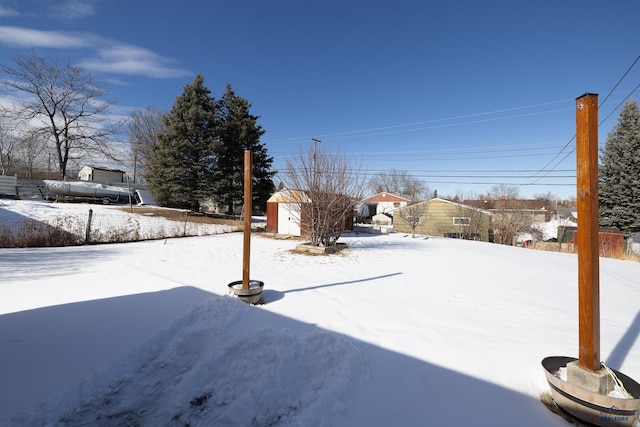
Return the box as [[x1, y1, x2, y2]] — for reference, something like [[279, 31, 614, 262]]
[[453, 217, 470, 226], [393, 202, 400, 208]]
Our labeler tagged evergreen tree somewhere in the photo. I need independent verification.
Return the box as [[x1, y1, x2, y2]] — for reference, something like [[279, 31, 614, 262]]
[[145, 74, 218, 210], [213, 84, 274, 214], [599, 99, 640, 235]]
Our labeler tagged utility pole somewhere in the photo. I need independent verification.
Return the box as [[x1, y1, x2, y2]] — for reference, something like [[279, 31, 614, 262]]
[[311, 137, 321, 187], [311, 137, 321, 163]]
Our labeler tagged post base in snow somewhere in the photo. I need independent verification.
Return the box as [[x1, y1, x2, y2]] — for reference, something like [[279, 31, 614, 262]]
[[228, 280, 264, 304], [566, 361, 615, 395], [542, 356, 640, 427]]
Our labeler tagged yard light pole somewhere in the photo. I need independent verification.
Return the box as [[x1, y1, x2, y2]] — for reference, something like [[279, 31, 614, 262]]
[[242, 150, 252, 290], [227, 149, 264, 304], [541, 93, 640, 427], [575, 93, 601, 372]]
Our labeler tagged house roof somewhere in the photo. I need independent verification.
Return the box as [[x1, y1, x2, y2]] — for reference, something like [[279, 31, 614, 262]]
[[400, 197, 492, 215], [364, 192, 411, 203], [431, 198, 493, 214], [462, 199, 550, 211]]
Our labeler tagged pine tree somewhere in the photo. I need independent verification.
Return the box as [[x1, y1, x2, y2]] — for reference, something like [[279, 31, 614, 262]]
[[599, 99, 640, 235], [145, 74, 218, 210], [213, 84, 274, 214]]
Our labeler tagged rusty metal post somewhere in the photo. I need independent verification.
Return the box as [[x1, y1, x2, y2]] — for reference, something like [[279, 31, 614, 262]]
[[575, 93, 600, 371], [242, 150, 253, 289]]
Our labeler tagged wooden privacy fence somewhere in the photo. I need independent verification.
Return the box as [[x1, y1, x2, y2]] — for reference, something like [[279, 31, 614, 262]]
[[557, 226, 626, 258], [0, 175, 18, 199]]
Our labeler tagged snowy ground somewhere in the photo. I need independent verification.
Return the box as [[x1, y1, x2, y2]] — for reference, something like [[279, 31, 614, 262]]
[[1, 200, 639, 426], [0, 199, 237, 244]]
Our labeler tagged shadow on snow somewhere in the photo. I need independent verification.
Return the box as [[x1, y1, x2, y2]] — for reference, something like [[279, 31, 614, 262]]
[[0, 286, 562, 426]]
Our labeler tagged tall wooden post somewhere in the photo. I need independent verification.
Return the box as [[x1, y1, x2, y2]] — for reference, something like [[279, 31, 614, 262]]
[[575, 93, 600, 371], [242, 150, 252, 290]]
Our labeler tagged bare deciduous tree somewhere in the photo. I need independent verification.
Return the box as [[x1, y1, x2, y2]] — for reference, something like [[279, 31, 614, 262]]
[[0, 109, 19, 175], [490, 199, 534, 245], [488, 184, 520, 200], [397, 200, 430, 237], [368, 168, 429, 199], [282, 144, 366, 247], [17, 129, 47, 179], [450, 202, 487, 240], [0, 52, 120, 179], [127, 106, 165, 183]]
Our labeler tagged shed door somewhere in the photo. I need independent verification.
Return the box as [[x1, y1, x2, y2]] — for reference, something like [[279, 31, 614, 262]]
[[278, 203, 301, 236]]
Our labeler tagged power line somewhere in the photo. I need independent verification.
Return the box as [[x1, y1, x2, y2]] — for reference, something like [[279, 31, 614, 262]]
[[271, 140, 573, 160], [599, 55, 640, 108], [269, 60, 640, 194], [264, 100, 574, 145], [527, 56, 640, 185], [275, 166, 574, 181], [528, 82, 640, 185]]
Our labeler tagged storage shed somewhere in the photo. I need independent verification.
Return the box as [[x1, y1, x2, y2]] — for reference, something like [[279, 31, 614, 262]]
[[266, 189, 354, 237], [266, 189, 310, 237], [78, 166, 126, 183], [372, 212, 393, 225]]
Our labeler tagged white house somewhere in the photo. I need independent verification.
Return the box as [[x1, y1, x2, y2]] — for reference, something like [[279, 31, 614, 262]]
[[362, 192, 410, 215]]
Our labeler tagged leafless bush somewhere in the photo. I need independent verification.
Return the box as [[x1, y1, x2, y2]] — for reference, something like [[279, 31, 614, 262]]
[[281, 143, 366, 247], [0, 216, 84, 247]]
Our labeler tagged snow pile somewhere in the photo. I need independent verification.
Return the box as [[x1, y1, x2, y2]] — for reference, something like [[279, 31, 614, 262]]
[[18, 298, 366, 427], [532, 218, 577, 241]]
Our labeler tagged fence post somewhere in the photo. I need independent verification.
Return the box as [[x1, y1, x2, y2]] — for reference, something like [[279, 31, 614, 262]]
[[85, 209, 93, 244], [184, 211, 188, 236]]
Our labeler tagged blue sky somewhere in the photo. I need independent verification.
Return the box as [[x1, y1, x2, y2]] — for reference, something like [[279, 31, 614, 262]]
[[0, 0, 639, 199]]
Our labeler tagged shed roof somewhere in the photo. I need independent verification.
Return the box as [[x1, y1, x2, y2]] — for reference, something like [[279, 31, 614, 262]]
[[80, 165, 126, 173], [267, 189, 311, 203]]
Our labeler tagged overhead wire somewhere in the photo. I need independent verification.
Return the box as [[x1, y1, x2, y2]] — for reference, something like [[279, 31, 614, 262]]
[[271, 58, 640, 191], [264, 101, 573, 145], [527, 55, 640, 185]]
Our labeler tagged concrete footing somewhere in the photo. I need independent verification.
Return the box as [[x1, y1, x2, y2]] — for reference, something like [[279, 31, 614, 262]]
[[567, 361, 615, 394]]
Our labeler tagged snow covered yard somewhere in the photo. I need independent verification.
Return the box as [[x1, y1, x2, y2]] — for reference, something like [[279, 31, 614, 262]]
[[1, 200, 639, 426]]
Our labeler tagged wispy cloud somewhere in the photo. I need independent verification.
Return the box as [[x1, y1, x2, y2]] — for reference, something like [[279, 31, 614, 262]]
[[0, 26, 191, 79], [49, 0, 96, 20], [79, 44, 192, 79], [0, 26, 92, 48], [0, 5, 18, 17]]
